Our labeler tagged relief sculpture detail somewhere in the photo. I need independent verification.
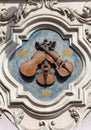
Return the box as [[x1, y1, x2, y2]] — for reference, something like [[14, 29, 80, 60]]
[[19, 39, 74, 86], [8, 29, 82, 101]]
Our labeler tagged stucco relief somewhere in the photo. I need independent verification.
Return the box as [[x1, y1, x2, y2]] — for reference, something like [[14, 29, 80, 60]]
[[0, 1, 91, 130], [0, 27, 6, 45], [1, 1, 91, 25]]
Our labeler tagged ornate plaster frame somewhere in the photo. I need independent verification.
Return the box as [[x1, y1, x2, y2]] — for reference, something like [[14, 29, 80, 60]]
[[0, 1, 91, 130]]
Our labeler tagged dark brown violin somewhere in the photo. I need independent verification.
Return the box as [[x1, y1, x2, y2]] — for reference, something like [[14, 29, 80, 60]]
[[19, 51, 46, 77], [36, 60, 55, 86]]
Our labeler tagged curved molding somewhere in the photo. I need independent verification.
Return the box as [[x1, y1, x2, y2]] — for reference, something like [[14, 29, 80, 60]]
[[48, 1, 91, 24], [1, 1, 91, 25], [1, 14, 90, 116]]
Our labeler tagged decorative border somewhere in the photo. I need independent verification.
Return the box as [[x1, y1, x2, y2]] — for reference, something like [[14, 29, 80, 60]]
[[1, 1, 91, 25], [0, 106, 79, 130]]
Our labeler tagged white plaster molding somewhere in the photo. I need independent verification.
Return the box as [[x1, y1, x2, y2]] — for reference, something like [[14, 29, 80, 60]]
[[2, 15, 86, 108], [1, 1, 91, 25]]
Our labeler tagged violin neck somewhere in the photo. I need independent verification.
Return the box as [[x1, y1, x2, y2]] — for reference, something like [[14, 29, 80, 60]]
[[39, 44, 58, 62]]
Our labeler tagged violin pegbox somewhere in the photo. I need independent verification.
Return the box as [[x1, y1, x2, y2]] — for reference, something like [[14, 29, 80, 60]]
[[35, 39, 56, 51]]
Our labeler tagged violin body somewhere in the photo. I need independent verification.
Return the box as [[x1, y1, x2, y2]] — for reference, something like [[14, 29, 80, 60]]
[[56, 60, 74, 77], [19, 51, 46, 77], [36, 60, 55, 86], [37, 73, 55, 86], [45, 51, 74, 77]]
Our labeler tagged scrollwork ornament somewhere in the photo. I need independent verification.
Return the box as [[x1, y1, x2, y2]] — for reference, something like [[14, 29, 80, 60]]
[[22, 0, 43, 18], [16, 120, 55, 130], [0, 5, 17, 24], [16, 1, 91, 25], [1, 1, 91, 25], [85, 27, 91, 42], [44, 1, 91, 24], [13, 110, 24, 128], [0, 1, 43, 24], [39, 120, 76, 130], [45, 0, 66, 16], [69, 109, 80, 123], [0, 7, 9, 22], [39, 120, 55, 130], [63, 2, 91, 24], [0, 27, 6, 44], [74, 2, 91, 24]]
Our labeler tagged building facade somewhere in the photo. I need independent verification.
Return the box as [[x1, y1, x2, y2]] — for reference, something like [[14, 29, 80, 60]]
[[0, 0, 91, 130]]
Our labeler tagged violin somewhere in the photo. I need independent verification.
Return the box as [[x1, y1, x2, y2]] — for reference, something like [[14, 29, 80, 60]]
[[19, 51, 46, 77], [36, 42, 74, 77], [19, 39, 74, 87], [36, 60, 55, 86]]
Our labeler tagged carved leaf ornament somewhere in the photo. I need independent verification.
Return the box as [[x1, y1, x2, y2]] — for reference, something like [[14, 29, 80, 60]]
[[0, 1, 91, 25]]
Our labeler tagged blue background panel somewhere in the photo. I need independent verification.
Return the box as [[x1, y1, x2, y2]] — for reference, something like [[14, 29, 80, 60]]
[[8, 29, 82, 101]]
